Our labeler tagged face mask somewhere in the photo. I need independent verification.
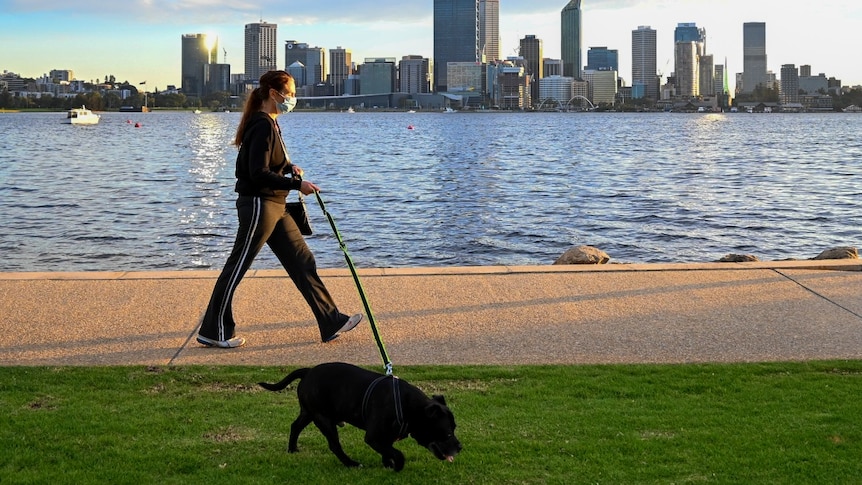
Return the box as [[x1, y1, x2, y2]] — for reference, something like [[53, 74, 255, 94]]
[[277, 96, 297, 114]]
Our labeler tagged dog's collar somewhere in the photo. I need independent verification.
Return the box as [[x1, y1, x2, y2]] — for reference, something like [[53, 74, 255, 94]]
[[362, 375, 408, 439]]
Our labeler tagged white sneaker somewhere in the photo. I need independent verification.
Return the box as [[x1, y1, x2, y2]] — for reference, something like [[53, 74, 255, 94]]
[[338, 313, 363, 334], [196, 335, 246, 348], [323, 313, 363, 342]]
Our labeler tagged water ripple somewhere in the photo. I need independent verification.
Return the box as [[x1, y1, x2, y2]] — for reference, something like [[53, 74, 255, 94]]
[[1, 111, 860, 271]]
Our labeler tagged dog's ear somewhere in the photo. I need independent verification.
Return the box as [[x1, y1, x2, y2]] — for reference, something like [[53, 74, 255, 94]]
[[425, 396, 449, 419]]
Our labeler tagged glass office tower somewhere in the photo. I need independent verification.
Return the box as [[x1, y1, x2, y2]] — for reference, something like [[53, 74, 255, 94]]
[[433, 0, 479, 92], [181, 33, 217, 98], [742, 22, 768, 94], [586, 46, 619, 71], [561, 0, 582, 79]]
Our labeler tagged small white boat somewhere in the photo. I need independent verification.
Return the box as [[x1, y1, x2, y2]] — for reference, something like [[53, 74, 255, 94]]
[[346, 107, 355, 113], [193, 109, 202, 114], [64, 106, 100, 125]]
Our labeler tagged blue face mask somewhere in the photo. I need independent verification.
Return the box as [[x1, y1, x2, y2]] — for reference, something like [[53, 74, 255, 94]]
[[277, 94, 297, 114]]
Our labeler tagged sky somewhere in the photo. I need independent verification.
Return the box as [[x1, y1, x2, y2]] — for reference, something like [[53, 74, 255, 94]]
[[2, 0, 861, 94]]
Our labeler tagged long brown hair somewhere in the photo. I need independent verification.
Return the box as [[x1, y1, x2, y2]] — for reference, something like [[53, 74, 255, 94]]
[[233, 70, 294, 146]]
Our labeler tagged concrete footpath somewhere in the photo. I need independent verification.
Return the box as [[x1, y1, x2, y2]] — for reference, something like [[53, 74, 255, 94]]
[[1, 260, 861, 367]]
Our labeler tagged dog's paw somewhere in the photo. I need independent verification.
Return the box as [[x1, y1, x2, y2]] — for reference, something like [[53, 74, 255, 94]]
[[381, 451, 405, 471], [287, 446, 299, 454]]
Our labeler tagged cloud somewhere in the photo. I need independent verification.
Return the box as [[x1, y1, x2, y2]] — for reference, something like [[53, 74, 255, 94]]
[[1, 0, 656, 27], [1, 0, 432, 25]]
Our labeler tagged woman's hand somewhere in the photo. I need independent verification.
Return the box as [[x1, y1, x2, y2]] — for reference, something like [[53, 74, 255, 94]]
[[291, 165, 305, 177], [299, 180, 320, 195]]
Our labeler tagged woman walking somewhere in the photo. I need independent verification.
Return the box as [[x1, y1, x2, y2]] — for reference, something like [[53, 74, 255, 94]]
[[197, 70, 361, 348]]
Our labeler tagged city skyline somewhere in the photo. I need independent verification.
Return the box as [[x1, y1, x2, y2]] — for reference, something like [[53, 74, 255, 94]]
[[2, 0, 862, 93]]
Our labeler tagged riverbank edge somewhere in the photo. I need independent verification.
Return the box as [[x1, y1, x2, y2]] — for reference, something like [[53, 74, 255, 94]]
[[2, 259, 859, 281]]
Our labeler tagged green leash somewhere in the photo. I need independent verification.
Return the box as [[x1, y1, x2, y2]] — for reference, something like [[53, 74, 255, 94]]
[[313, 191, 393, 376]]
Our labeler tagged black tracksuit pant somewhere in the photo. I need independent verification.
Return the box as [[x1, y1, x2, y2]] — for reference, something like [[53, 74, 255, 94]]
[[199, 195, 347, 342]]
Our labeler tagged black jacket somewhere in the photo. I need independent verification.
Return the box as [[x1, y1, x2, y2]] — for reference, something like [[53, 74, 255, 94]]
[[234, 112, 301, 201]]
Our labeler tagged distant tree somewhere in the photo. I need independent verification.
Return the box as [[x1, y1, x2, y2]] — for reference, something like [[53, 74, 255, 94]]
[[104, 92, 122, 109]]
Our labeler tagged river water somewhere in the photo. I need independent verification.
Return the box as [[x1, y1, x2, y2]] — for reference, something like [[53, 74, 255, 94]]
[[0, 110, 859, 272]]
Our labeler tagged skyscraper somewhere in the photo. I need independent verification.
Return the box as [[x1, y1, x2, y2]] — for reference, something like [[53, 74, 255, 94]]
[[329, 47, 352, 96], [674, 23, 705, 46], [586, 47, 619, 71], [699, 54, 715, 96], [673, 23, 705, 97], [245, 22, 277, 82], [181, 33, 217, 98], [675, 41, 700, 97], [742, 22, 767, 94], [631, 26, 658, 100], [780, 64, 799, 104], [399, 55, 431, 94], [284, 41, 326, 87], [519, 35, 543, 105], [479, 0, 500, 62], [433, 0, 480, 92], [561, 0, 582, 79]]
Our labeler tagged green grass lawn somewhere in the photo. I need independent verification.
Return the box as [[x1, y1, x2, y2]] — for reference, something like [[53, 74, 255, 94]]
[[2, 362, 861, 484]]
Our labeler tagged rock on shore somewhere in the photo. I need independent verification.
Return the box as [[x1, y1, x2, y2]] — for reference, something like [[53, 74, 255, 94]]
[[553, 245, 610, 265], [553, 245, 858, 265]]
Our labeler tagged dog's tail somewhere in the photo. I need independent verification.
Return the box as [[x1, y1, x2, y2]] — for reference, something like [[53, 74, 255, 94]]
[[258, 368, 310, 392]]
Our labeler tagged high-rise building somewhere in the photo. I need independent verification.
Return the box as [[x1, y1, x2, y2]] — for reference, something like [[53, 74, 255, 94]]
[[539, 75, 575, 107], [245, 22, 277, 82], [519, 35, 543, 104], [399, 55, 431, 94], [631, 26, 658, 100], [544, 58, 563, 77], [284, 41, 326, 87], [675, 23, 705, 46], [586, 46, 618, 71], [561, 0, 582, 79], [674, 41, 700, 97], [206, 63, 231, 94], [493, 58, 529, 109], [714, 63, 727, 96], [447, 62, 484, 93], [699, 54, 715, 96], [433, 0, 480, 92], [582, 69, 617, 105], [780, 64, 799, 104], [479, 0, 500, 62], [742, 22, 767, 94], [673, 23, 705, 97], [181, 33, 218, 98], [360, 58, 397, 95], [329, 47, 352, 96]]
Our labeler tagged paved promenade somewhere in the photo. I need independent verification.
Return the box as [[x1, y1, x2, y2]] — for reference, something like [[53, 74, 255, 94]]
[[1, 260, 860, 367]]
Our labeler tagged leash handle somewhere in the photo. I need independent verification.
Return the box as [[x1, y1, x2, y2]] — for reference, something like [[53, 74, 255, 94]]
[[314, 191, 393, 375]]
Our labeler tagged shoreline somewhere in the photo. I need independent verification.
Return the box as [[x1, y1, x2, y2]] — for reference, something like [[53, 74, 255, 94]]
[[1, 259, 859, 281]]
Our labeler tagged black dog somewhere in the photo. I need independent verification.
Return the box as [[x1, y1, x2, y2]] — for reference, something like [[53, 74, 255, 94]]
[[259, 362, 461, 471]]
